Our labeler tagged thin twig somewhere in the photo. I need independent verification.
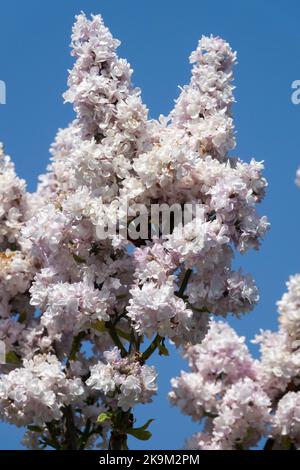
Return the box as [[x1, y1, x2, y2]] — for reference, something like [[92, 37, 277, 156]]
[[106, 322, 127, 357], [63, 405, 78, 450], [176, 268, 192, 298], [141, 334, 161, 362], [263, 438, 275, 450]]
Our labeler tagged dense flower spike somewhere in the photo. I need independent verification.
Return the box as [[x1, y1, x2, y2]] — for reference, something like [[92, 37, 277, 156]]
[[0, 144, 35, 364], [170, 36, 237, 158], [0, 13, 268, 450], [278, 274, 300, 345], [169, 321, 271, 450], [170, 240, 300, 449], [0, 144, 29, 248]]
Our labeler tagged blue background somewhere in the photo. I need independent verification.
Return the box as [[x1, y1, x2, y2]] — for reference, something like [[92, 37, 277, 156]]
[[0, 0, 299, 450]]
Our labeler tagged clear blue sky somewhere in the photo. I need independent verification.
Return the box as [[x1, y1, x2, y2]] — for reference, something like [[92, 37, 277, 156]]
[[0, 0, 300, 450]]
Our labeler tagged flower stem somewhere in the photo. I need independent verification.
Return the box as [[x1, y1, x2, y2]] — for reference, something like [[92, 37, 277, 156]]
[[108, 410, 132, 450], [106, 322, 127, 357], [108, 430, 128, 450], [263, 438, 275, 450], [141, 334, 161, 362], [63, 405, 77, 450], [176, 268, 192, 298]]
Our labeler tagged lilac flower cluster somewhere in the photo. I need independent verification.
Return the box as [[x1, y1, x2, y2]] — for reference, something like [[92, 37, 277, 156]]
[[0, 13, 268, 449], [170, 273, 300, 450]]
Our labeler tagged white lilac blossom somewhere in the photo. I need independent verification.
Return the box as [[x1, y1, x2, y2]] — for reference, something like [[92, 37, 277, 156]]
[[272, 392, 300, 448], [184, 379, 271, 450], [169, 321, 258, 422], [0, 145, 35, 365], [0, 354, 85, 426], [171, 36, 236, 158], [169, 321, 271, 450], [0, 13, 268, 450], [0, 144, 29, 248], [127, 281, 193, 340], [253, 329, 300, 400], [277, 274, 300, 346], [171, 264, 300, 450], [86, 347, 157, 412], [0, 145, 34, 312]]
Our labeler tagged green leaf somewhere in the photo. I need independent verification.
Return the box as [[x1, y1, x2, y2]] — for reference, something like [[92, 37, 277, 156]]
[[158, 340, 169, 356], [91, 320, 107, 333], [126, 419, 154, 441], [72, 253, 86, 264], [97, 412, 113, 423], [18, 312, 27, 323], [41, 437, 60, 450], [9, 243, 18, 252], [69, 332, 85, 360], [138, 418, 154, 431], [115, 328, 131, 341], [5, 351, 21, 364], [127, 428, 152, 441]]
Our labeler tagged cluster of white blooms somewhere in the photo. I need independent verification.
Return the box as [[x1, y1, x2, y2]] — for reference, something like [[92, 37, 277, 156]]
[[0, 250, 33, 317], [0, 13, 268, 449], [29, 274, 114, 354], [184, 379, 271, 450], [0, 354, 85, 426], [277, 274, 300, 345], [127, 268, 194, 342], [272, 392, 300, 448], [87, 347, 157, 412], [29, 14, 267, 351], [169, 321, 271, 449], [0, 145, 35, 364], [170, 36, 236, 158], [169, 321, 257, 418], [251, 274, 300, 411], [0, 144, 30, 248], [254, 330, 300, 401], [171, 269, 300, 450]]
